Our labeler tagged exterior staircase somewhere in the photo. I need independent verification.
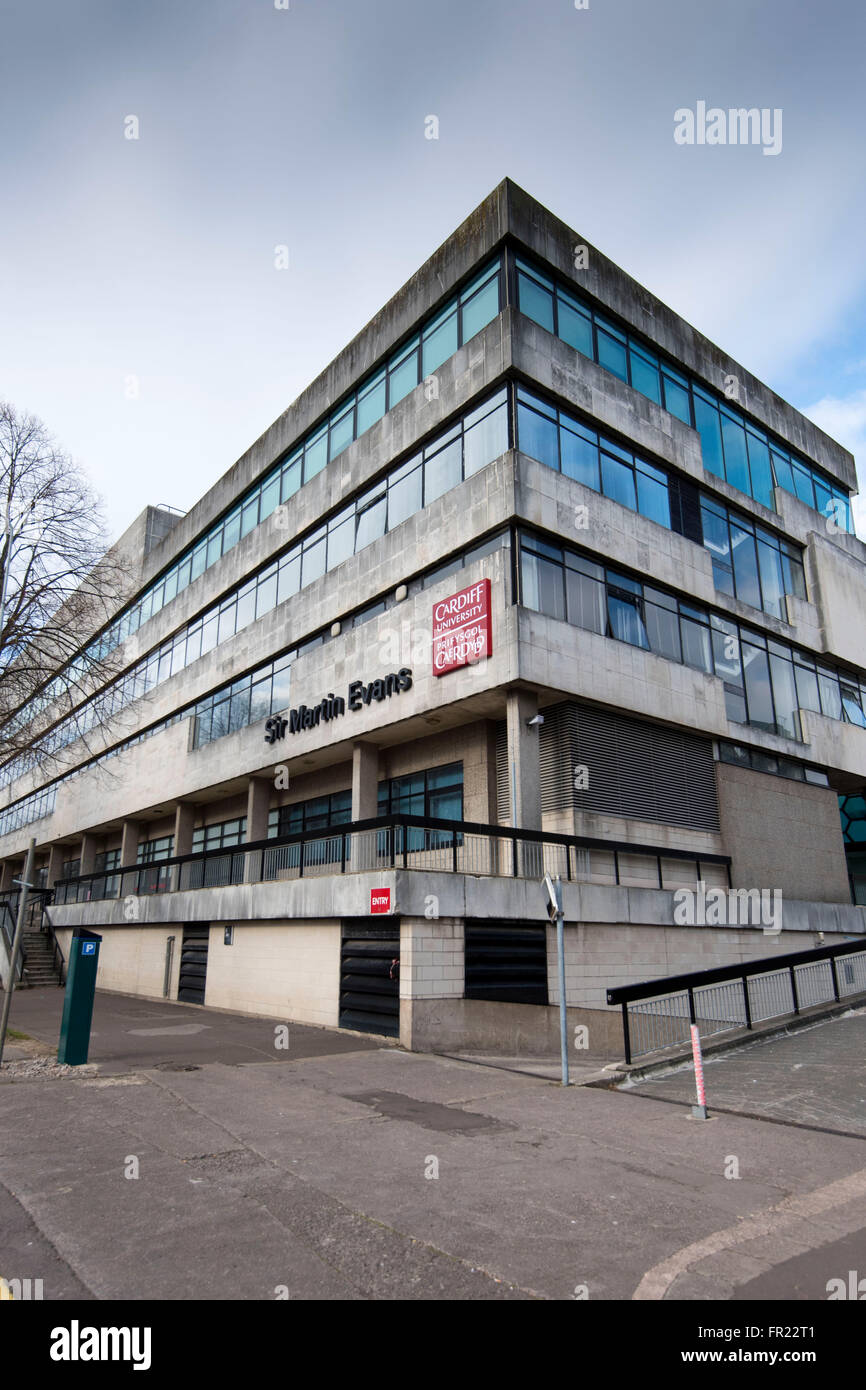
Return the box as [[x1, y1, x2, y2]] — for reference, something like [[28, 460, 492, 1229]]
[[17, 897, 64, 989]]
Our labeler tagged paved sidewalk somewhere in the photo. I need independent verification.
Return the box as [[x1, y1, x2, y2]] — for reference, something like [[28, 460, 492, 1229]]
[[1, 990, 865, 1301]]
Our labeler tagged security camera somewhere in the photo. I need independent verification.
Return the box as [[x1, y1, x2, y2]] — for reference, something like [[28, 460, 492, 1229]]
[[526, 713, 544, 727]]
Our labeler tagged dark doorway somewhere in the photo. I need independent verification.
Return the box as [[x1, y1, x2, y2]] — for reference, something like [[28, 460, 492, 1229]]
[[178, 926, 209, 1005], [340, 922, 400, 1037]]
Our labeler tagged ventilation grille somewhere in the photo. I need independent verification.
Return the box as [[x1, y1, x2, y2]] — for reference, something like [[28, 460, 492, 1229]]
[[495, 704, 718, 831]]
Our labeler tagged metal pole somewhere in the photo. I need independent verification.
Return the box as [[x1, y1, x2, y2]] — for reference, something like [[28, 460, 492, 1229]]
[[0, 838, 36, 1068], [555, 874, 569, 1087]]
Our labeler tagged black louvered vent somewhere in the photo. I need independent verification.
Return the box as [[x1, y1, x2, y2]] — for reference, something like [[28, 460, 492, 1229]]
[[495, 721, 509, 822]]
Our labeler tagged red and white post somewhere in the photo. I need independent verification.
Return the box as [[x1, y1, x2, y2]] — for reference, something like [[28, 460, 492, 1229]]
[[690, 1023, 709, 1120]]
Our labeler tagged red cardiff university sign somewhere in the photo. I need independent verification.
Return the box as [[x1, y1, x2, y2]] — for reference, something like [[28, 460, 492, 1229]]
[[432, 579, 492, 676]]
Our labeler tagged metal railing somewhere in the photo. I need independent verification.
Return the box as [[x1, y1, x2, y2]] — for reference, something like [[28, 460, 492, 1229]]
[[0, 900, 25, 987], [608, 939, 866, 1064], [0, 888, 66, 986], [49, 814, 732, 905]]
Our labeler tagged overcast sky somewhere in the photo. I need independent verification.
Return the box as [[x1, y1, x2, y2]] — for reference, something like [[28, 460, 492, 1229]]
[[2, 0, 865, 540]]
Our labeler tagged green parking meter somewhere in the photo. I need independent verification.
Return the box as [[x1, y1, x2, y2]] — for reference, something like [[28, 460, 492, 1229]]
[[57, 929, 102, 1065]]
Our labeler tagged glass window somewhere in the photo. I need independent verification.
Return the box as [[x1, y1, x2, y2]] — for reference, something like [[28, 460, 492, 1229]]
[[680, 611, 712, 673], [326, 509, 355, 570], [693, 395, 725, 477], [769, 653, 800, 740], [388, 346, 419, 407], [794, 662, 820, 713], [278, 551, 301, 603], [217, 601, 237, 646], [742, 643, 775, 731], [206, 530, 222, 568], [817, 667, 842, 721], [259, 473, 280, 520], [357, 374, 386, 435], [596, 327, 628, 381], [235, 582, 256, 632], [241, 497, 260, 537], [271, 661, 292, 712], [463, 396, 508, 476], [229, 685, 251, 733], [301, 535, 326, 585], [388, 458, 422, 529], [630, 349, 661, 404], [521, 551, 565, 620], [771, 450, 794, 493], [191, 543, 207, 581], [645, 597, 682, 662], [757, 539, 785, 619], [355, 493, 387, 552], [329, 405, 355, 461], [517, 401, 559, 470], [281, 453, 302, 503], [423, 437, 462, 505], [601, 451, 636, 510], [730, 525, 762, 610], [607, 592, 649, 649], [746, 434, 774, 510], [304, 429, 328, 481], [557, 296, 593, 357], [791, 462, 815, 507], [782, 546, 806, 601], [636, 461, 670, 527], [560, 423, 599, 490], [662, 372, 692, 426], [461, 277, 499, 340], [841, 683, 866, 728], [721, 413, 752, 496], [566, 567, 605, 634], [250, 677, 272, 724], [518, 272, 555, 332], [256, 567, 278, 617], [422, 309, 458, 377], [222, 508, 242, 554]]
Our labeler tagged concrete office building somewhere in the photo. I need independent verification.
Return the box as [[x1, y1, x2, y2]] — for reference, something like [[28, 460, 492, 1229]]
[[2, 180, 866, 1055]]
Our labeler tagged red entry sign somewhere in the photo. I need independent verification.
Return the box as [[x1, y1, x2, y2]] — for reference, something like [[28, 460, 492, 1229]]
[[370, 888, 391, 914], [432, 579, 492, 676]]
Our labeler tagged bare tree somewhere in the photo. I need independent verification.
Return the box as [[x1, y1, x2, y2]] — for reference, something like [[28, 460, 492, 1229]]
[[0, 402, 127, 780]]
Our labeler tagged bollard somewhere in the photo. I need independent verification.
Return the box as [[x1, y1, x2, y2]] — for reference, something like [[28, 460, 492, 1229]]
[[690, 1023, 709, 1120]]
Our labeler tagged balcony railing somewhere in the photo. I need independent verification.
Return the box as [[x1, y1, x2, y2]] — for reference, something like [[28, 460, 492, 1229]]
[[49, 815, 731, 906]]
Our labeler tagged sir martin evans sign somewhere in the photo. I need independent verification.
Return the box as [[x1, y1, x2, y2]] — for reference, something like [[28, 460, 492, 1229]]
[[264, 668, 413, 742], [432, 579, 492, 676]]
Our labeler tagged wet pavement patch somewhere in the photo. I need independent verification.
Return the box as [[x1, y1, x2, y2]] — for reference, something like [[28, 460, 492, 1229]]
[[343, 1089, 515, 1134]]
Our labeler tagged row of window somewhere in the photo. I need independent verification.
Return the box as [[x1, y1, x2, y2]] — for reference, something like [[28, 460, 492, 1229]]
[[717, 741, 829, 786], [137, 835, 174, 864], [11, 259, 503, 745], [0, 388, 510, 791], [265, 765, 465, 842], [518, 529, 866, 742], [516, 384, 808, 620], [515, 255, 853, 530], [191, 818, 247, 853], [0, 785, 57, 840]]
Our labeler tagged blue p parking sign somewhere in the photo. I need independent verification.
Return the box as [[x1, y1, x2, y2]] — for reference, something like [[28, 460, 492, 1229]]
[[81, 942, 96, 956]]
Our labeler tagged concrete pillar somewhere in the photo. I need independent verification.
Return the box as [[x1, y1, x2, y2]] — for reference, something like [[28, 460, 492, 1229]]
[[46, 845, 65, 889], [79, 833, 99, 877], [0, 861, 17, 892], [173, 803, 196, 858], [351, 742, 379, 820], [505, 689, 542, 829], [352, 742, 379, 871], [120, 820, 140, 868], [245, 777, 271, 883]]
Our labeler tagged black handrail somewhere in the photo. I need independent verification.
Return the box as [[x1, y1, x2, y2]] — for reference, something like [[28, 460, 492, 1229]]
[[47, 813, 732, 905], [608, 937, 866, 1064]]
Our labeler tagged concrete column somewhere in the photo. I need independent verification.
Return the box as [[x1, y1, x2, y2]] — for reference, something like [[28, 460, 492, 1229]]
[[245, 777, 271, 883], [173, 803, 196, 858], [46, 845, 65, 889], [120, 820, 140, 868], [0, 861, 17, 892], [351, 742, 379, 820], [79, 833, 99, 877], [505, 689, 542, 829], [352, 742, 379, 871]]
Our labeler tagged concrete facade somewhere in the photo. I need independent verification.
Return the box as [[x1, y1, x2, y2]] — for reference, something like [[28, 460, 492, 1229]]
[[3, 179, 866, 1053]]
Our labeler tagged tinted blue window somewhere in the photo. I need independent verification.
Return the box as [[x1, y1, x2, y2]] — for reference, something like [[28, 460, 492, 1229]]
[[517, 402, 559, 470], [746, 434, 774, 510], [721, 414, 752, 495], [601, 452, 636, 510], [329, 407, 354, 461], [792, 463, 815, 507], [693, 396, 725, 476], [630, 351, 661, 404], [388, 350, 418, 407], [422, 309, 458, 377], [636, 464, 670, 527], [304, 431, 328, 481], [560, 424, 599, 489], [518, 273, 554, 332], [597, 328, 628, 381], [771, 450, 794, 493], [461, 278, 499, 340], [662, 374, 692, 425], [730, 525, 762, 610], [357, 375, 386, 435], [558, 298, 593, 357]]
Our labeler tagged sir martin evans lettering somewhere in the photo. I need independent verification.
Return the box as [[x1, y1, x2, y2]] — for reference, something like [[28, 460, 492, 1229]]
[[264, 668, 413, 742]]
